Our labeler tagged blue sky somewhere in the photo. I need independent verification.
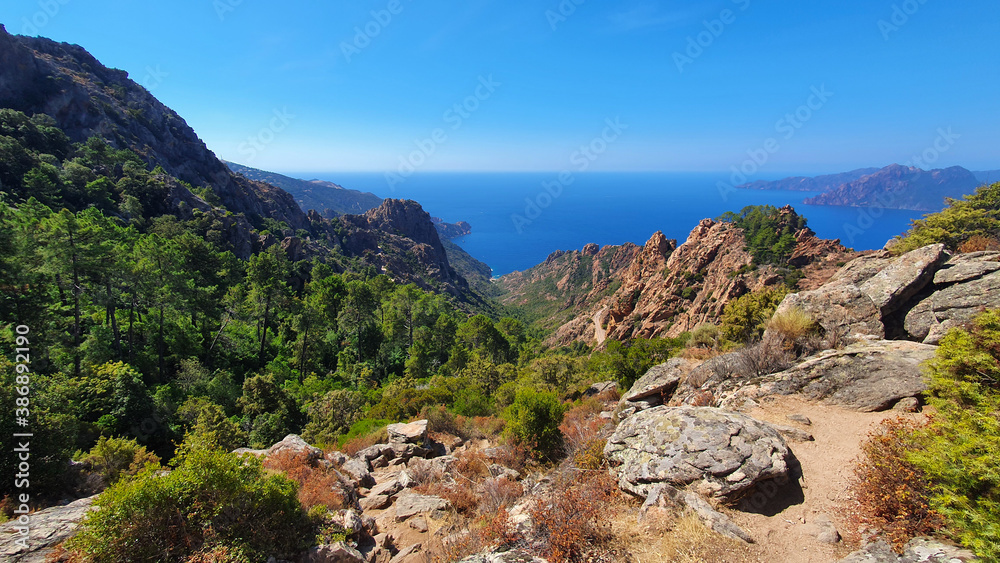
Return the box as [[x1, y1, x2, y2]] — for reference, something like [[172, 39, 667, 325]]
[[2, 0, 998, 174]]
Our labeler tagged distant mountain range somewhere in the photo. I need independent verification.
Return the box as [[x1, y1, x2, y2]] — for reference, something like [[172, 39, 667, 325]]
[[225, 162, 382, 217], [737, 168, 880, 192], [739, 164, 996, 211]]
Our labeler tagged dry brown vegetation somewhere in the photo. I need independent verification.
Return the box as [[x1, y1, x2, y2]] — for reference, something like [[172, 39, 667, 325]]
[[852, 418, 943, 551], [262, 450, 348, 512]]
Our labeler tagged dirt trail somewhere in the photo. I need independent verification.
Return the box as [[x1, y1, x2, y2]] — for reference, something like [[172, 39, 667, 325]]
[[593, 307, 609, 344], [725, 395, 926, 563]]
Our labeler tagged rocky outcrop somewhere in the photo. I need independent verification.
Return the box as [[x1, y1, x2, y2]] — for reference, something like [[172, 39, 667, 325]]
[[780, 244, 1000, 344], [666, 339, 935, 412], [0, 495, 97, 562], [904, 252, 1000, 343], [500, 208, 862, 346], [306, 542, 367, 563], [431, 218, 473, 239], [618, 358, 692, 416], [727, 340, 936, 412], [774, 282, 885, 339], [386, 420, 429, 446], [392, 492, 450, 521], [858, 244, 947, 316], [772, 244, 949, 340], [339, 199, 465, 294], [495, 240, 642, 334], [838, 538, 978, 562], [604, 406, 791, 499]]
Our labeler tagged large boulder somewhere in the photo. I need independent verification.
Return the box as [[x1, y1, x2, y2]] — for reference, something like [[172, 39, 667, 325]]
[[722, 340, 936, 412], [604, 406, 790, 498], [0, 495, 97, 562], [772, 282, 884, 339], [905, 269, 1000, 343], [386, 420, 428, 446], [621, 358, 689, 404], [858, 244, 947, 316]]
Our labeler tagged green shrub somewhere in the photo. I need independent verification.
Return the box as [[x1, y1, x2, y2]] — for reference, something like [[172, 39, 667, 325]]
[[688, 324, 722, 349], [79, 435, 160, 488], [908, 310, 1000, 558], [68, 449, 309, 562], [302, 389, 364, 447], [588, 337, 684, 388], [717, 205, 806, 265], [893, 182, 1000, 254], [720, 286, 789, 343], [503, 388, 566, 461], [336, 418, 391, 449], [176, 398, 247, 455]]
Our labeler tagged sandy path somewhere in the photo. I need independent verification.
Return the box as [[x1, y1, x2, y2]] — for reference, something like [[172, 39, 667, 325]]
[[594, 307, 609, 344], [725, 395, 926, 563]]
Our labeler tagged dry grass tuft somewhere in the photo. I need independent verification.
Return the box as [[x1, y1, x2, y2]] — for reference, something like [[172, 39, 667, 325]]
[[609, 511, 755, 563], [767, 307, 817, 344]]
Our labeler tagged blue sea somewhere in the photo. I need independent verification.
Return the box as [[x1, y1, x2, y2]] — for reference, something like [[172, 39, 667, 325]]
[[296, 172, 927, 277]]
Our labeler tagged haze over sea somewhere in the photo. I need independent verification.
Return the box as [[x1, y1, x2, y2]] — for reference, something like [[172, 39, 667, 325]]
[[300, 172, 923, 277]]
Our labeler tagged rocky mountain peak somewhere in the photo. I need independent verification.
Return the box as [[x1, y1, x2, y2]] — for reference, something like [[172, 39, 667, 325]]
[[364, 199, 447, 253]]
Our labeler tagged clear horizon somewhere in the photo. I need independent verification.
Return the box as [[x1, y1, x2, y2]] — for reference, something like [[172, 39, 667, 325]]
[[2, 1, 998, 176]]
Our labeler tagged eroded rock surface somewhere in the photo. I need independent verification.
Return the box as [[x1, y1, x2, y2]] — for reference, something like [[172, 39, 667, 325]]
[[720, 340, 936, 412], [604, 406, 790, 498], [0, 496, 96, 562]]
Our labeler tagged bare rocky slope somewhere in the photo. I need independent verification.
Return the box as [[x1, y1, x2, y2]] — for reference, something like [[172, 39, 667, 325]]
[[498, 206, 861, 345]]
